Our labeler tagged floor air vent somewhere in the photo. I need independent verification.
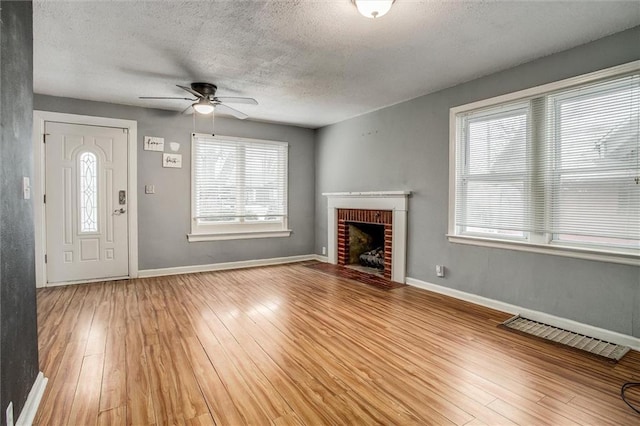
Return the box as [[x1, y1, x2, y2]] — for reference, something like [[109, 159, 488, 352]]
[[501, 315, 630, 362]]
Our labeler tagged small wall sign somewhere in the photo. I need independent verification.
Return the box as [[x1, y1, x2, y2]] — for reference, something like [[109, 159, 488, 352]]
[[162, 153, 182, 168], [144, 136, 165, 151]]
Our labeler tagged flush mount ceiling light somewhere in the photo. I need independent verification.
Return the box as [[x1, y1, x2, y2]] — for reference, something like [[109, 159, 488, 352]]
[[352, 0, 395, 19], [192, 97, 215, 115]]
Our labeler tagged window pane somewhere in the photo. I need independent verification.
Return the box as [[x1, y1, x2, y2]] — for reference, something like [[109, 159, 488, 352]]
[[467, 111, 528, 175], [556, 84, 639, 170], [195, 141, 238, 222], [79, 152, 98, 233], [192, 135, 288, 230], [244, 145, 285, 222], [462, 180, 526, 237], [553, 171, 639, 246], [458, 105, 529, 237], [552, 77, 639, 247]]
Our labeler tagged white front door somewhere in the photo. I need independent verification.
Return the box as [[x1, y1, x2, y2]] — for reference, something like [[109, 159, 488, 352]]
[[45, 121, 129, 284]]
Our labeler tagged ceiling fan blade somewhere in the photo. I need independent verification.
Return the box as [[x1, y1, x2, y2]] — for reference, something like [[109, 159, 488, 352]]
[[177, 84, 204, 98], [214, 96, 258, 105], [139, 96, 196, 100], [215, 103, 248, 120]]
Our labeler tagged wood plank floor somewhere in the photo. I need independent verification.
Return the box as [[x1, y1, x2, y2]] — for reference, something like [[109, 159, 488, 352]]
[[35, 263, 640, 425]]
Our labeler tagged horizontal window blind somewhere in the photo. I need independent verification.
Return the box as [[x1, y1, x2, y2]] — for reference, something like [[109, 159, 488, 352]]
[[544, 75, 639, 247], [193, 134, 288, 224], [454, 71, 639, 252], [456, 104, 530, 238]]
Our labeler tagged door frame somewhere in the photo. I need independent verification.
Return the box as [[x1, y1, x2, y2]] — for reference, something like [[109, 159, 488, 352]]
[[33, 111, 139, 287]]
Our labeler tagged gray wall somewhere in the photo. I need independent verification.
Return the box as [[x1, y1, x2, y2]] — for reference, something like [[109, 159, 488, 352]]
[[315, 27, 640, 337], [0, 1, 40, 423], [34, 96, 316, 270]]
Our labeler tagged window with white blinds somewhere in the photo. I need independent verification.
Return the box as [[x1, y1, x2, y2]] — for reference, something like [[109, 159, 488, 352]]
[[189, 133, 290, 241], [450, 63, 639, 263]]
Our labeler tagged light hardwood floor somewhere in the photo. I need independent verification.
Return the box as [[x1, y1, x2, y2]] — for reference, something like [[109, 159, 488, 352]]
[[35, 263, 640, 425]]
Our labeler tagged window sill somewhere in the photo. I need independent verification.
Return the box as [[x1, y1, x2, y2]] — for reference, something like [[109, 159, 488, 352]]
[[447, 234, 639, 266], [188, 229, 292, 242]]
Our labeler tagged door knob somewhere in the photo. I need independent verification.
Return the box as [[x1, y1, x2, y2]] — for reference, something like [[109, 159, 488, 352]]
[[113, 208, 126, 215]]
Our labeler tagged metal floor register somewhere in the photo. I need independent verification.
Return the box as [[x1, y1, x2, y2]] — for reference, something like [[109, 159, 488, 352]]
[[501, 315, 630, 361]]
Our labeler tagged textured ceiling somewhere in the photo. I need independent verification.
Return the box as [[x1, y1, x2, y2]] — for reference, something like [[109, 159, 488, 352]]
[[34, 1, 640, 129]]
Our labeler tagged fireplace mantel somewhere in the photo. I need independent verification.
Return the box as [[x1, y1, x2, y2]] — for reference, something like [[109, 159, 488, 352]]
[[324, 191, 411, 283]]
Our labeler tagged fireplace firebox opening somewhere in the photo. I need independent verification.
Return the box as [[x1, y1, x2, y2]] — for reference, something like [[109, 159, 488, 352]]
[[348, 222, 385, 273], [337, 208, 393, 280]]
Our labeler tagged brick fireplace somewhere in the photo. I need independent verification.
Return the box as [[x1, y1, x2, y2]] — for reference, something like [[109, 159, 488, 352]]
[[337, 209, 393, 279], [323, 191, 410, 283]]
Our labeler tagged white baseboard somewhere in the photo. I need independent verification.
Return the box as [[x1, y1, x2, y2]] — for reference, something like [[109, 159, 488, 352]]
[[16, 371, 48, 426], [138, 254, 319, 278], [313, 254, 328, 263], [405, 277, 640, 351]]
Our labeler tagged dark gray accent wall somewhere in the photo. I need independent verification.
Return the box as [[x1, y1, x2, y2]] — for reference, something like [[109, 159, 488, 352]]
[[34, 96, 316, 270], [315, 27, 640, 337], [0, 1, 40, 423]]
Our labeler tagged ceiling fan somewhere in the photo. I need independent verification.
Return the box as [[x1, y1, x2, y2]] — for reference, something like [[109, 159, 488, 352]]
[[140, 83, 258, 119]]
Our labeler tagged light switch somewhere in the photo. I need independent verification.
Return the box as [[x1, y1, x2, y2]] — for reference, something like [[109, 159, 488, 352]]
[[145, 184, 155, 194]]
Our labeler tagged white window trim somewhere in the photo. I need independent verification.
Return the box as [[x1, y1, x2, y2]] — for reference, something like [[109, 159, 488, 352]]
[[188, 133, 292, 242], [448, 61, 640, 266]]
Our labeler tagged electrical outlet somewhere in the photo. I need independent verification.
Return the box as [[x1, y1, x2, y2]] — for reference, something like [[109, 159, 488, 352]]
[[23, 176, 31, 199], [436, 265, 445, 278], [322, 246, 327, 255], [145, 184, 155, 194], [6, 401, 14, 426]]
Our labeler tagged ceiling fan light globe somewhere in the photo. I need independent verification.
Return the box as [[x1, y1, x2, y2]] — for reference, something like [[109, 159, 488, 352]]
[[354, 0, 394, 19], [193, 101, 214, 115]]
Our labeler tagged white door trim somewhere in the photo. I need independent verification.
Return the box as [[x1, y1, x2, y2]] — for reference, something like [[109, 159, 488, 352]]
[[33, 111, 138, 287]]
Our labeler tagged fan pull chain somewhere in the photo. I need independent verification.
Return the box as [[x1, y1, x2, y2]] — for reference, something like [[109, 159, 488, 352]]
[[192, 109, 196, 134], [212, 109, 215, 136]]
